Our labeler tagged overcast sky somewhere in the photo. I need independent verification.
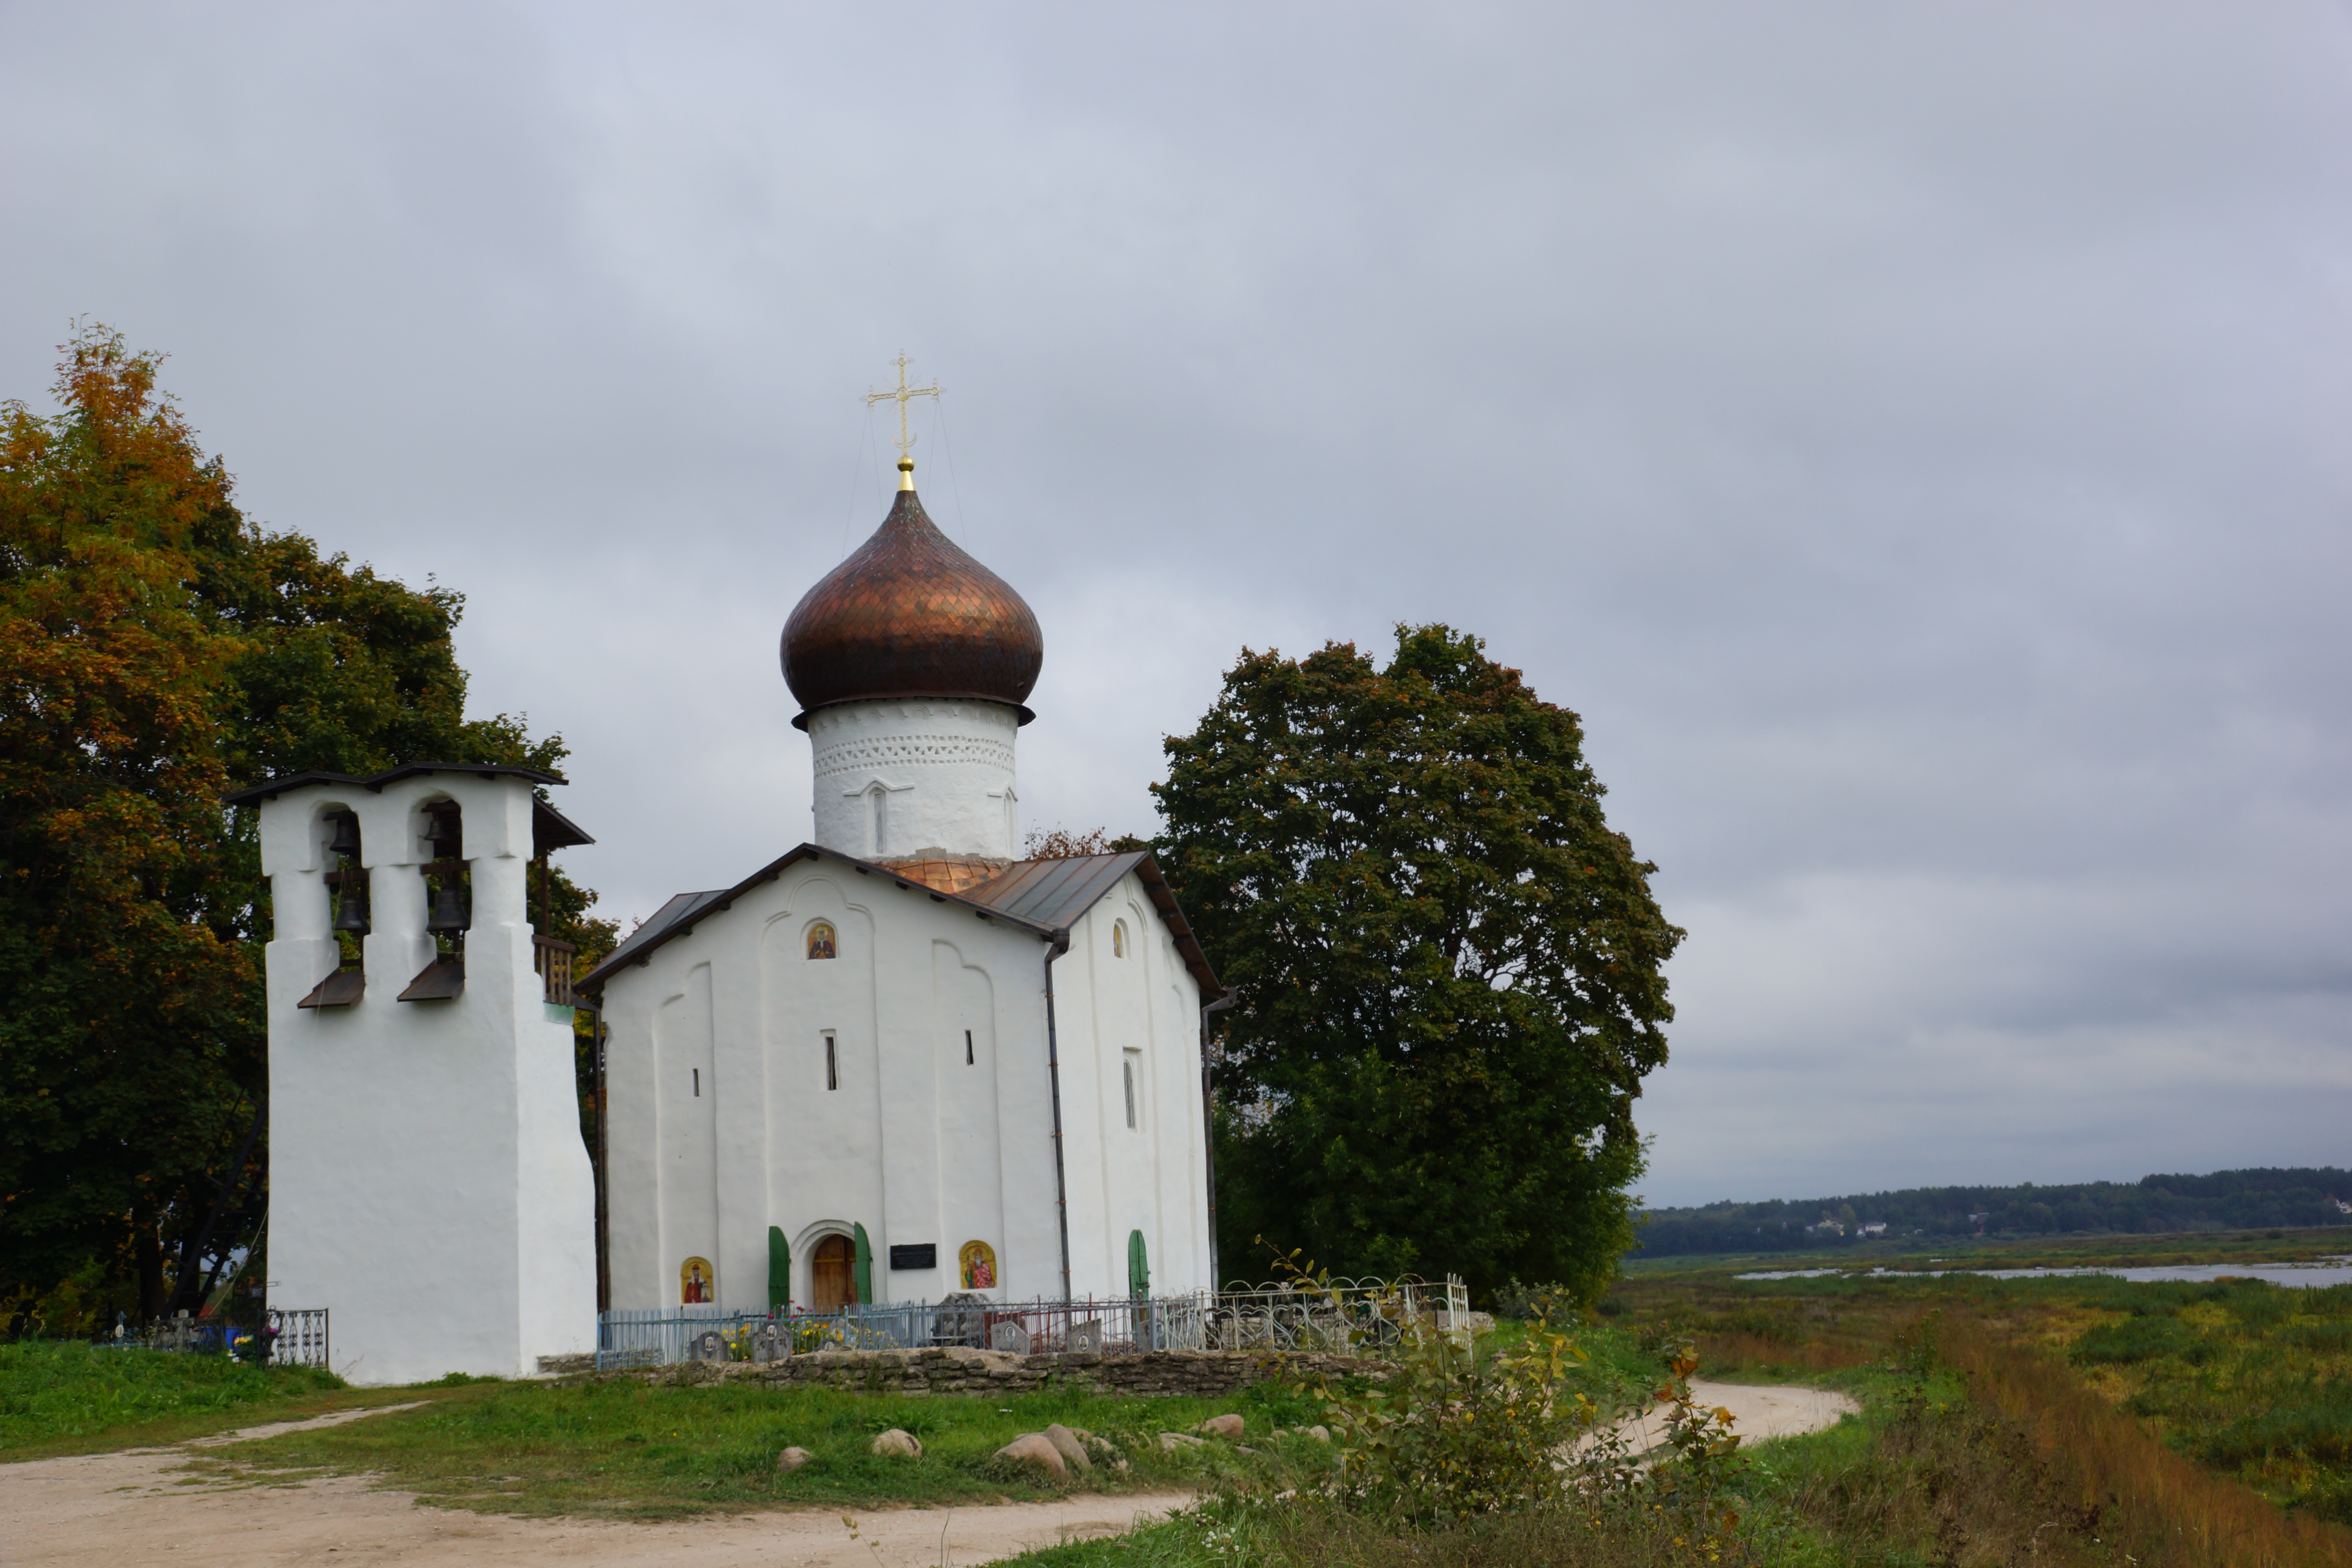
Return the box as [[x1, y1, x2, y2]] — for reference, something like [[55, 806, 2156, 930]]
[[6, 2, 2348, 1208]]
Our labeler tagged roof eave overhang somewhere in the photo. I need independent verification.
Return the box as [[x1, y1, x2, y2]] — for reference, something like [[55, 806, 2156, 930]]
[[223, 762, 570, 808], [576, 843, 1061, 996], [222, 764, 592, 853], [1129, 853, 1225, 998], [575, 844, 1227, 1002], [790, 695, 1036, 731]]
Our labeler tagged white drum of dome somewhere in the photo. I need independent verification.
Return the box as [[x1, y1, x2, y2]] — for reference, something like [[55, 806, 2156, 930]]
[[807, 698, 1020, 861]]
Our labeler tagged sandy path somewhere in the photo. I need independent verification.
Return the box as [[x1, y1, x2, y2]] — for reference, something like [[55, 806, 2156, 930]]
[[0, 1380, 1854, 1566], [0, 1405, 1191, 1568], [1612, 1379, 1860, 1454]]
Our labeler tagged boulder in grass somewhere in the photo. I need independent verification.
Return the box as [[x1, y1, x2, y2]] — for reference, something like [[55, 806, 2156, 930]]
[[1159, 1431, 1207, 1452], [1307, 1425, 1332, 1442], [995, 1432, 1068, 1477], [776, 1446, 814, 1472], [1198, 1413, 1245, 1440], [870, 1428, 923, 1457], [1041, 1423, 1093, 1474]]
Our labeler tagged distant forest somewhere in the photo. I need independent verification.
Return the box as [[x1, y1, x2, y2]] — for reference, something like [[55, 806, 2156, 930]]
[[1633, 1168, 2352, 1256]]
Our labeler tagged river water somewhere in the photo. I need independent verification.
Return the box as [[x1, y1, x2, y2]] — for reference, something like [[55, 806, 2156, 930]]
[[1735, 1258, 2352, 1288]]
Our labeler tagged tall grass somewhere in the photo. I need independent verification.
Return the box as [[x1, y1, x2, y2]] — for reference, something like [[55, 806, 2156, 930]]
[[1944, 1316, 2352, 1568]]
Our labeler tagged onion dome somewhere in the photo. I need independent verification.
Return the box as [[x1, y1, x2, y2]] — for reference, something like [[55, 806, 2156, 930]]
[[781, 463, 1044, 728]]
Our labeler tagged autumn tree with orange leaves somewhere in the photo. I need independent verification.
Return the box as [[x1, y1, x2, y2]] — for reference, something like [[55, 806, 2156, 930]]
[[0, 325, 612, 1332]]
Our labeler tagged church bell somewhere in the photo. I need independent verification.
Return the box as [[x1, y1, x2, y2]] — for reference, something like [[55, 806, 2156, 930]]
[[426, 879, 470, 934], [326, 813, 361, 860], [333, 883, 370, 933]]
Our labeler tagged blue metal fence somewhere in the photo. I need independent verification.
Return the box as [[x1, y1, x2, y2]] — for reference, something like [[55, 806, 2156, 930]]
[[595, 1276, 1467, 1371]]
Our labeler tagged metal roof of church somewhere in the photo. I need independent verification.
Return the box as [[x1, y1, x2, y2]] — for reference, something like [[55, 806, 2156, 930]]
[[576, 846, 1223, 999]]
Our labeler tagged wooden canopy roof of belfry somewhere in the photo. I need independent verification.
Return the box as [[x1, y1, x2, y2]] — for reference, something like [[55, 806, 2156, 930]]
[[779, 487, 1044, 728], [221, 764, 593, 857], [575, 846, 1225, 1000]]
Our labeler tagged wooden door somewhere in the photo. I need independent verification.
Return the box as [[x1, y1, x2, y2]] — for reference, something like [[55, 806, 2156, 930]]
[[812, 1234, 857, 1312]]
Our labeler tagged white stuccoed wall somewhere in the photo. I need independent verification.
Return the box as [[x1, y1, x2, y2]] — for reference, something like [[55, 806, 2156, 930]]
[[600, 857, 1210, 1311], [259, 773, 597, 1385], [806, 699, 1020, 860]]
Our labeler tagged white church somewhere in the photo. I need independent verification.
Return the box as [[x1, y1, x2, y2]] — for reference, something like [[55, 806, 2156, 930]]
[[237, 420, 1225, 1381], [583, 448, 1224, 1319]]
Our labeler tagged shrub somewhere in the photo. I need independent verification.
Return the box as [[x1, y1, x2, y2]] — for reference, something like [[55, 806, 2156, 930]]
[[1277, 1259, 1745, 1545], [2073, 1315, 2200, 1366], [1493, 1278, 1580, 1325]]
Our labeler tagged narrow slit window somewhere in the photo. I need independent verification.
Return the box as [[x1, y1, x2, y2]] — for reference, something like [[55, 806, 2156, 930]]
[[965, 1029, 974, 1065], [825, 1033, 838, 1091], [1112, 920, 1127, 958], [693, 1068, 700, 1098], [1123, 1056, 1138, 1129]]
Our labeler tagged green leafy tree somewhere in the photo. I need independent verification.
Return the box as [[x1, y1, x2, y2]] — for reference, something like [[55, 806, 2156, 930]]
[[1152, 625, 1682, 1305], [0, 324, 610, 1332]]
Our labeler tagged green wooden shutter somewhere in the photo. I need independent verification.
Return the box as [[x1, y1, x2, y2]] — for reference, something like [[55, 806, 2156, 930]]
[[852, 1223, 873, 1306], [767, 1225, 790, 1313], [1127, 1229, 1149, 1298]]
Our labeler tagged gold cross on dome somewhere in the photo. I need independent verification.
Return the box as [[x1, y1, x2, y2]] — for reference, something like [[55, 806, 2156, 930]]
[[865, 353, 942, 466]]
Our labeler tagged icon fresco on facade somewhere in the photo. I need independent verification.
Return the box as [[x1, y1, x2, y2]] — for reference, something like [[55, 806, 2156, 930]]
[[806, 921, 837, 961], [959, 1239, 997, 1290], [680, 1256, 715, 1303]]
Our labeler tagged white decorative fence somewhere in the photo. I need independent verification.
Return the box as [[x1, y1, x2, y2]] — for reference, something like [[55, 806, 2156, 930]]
[[98, 1307, 329, 1368]]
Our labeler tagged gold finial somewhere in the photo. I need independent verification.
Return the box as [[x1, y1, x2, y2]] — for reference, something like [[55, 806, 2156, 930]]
[[865, 352, 941, 490]]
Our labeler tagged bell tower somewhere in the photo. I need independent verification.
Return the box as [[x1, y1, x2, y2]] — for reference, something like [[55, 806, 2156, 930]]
[[232, 764, 598, 1385]]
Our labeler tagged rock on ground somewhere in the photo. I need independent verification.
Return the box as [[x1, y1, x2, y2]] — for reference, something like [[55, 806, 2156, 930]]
[[868, 1428, 922, 1457], [776, 1445, 813, 1472], [994, 1431, 1068, 1477], [1197, 1414, 1245, 1440], [1041, 1423, 1093, 1474]]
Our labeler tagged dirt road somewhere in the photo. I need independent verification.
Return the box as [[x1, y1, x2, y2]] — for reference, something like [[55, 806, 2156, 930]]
[[0, 1379, 1856, 1566], [0, 1404, 1190, 1568]]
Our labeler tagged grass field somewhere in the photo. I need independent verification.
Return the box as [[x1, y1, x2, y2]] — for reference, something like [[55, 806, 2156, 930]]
[[0, 1340, 358, 1458], [1609, 1265, 2352, 1566], [14, 1245, 2352, 1566], [185, 1373, 1336, 1517]]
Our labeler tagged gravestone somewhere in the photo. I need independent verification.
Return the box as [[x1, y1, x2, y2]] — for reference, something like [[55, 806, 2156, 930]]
[[749, 1321, 790, 1363], [931, 1291, 988, 1348], [690, 1328, 727, 1363], [1068, 1318, 1104, 1354], [990, 1319, 1032, 1354]]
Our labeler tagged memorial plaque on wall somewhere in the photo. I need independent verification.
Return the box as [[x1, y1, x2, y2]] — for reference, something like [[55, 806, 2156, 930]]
[[889, 1243, 938, 1270]]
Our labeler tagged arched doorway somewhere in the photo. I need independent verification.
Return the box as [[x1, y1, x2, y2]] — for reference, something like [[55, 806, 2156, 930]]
[[811, 1234, 858, 1312]]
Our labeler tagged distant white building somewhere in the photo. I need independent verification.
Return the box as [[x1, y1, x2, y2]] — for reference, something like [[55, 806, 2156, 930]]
[[584, 454, 1224, 1315]]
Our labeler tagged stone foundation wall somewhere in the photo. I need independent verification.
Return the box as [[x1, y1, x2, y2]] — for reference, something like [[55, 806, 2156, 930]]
[[580, 1346, 1374, 1397]]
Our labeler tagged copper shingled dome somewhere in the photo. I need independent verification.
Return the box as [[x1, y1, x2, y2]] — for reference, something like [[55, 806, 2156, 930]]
[[781, 485, 1043, 728]]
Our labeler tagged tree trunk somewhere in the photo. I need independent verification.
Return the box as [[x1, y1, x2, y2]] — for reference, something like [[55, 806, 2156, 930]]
[[133, 1202, 167, 1321]]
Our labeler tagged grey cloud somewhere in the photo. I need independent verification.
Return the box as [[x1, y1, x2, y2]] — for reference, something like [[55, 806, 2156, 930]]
[[4, 0, 2347, 1204]]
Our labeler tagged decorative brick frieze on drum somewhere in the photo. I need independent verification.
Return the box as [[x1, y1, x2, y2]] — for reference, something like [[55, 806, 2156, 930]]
[[806, 698, 1022, 861]]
